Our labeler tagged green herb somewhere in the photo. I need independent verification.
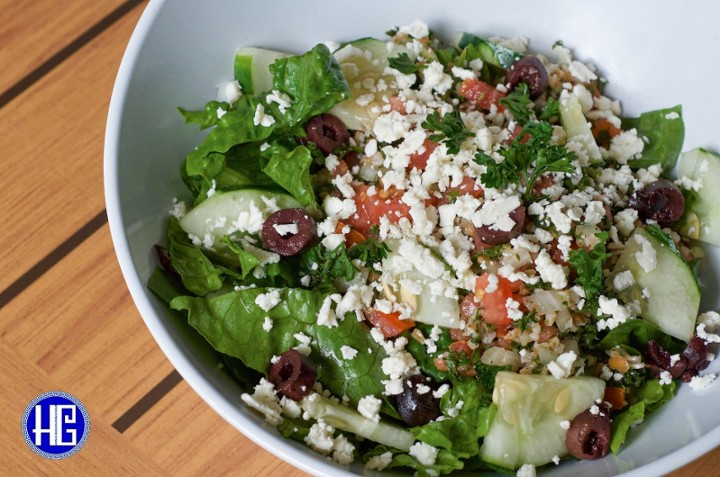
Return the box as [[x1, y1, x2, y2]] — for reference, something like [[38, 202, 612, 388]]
[[474, 362, 512, 390], [474, 121, 575, 198], [422, 110, 475, 154], [498, 83, 532, 125], [539, 96, 560, 122], [388, 52, 426, 74], [348, 231, 390, 266], [300, 243, 356, 290], [473, 244, 505, 261], [568, 232, 610, 304], [516, 310, 537, 332]]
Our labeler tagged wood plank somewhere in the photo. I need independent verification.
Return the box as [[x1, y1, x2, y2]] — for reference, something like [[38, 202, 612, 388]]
[[0, 224, 175, 423], [0, 343, 168, 476], [0, 0, 147, 292], [124, 379, 309, 476], [0, 0, 128, 93]]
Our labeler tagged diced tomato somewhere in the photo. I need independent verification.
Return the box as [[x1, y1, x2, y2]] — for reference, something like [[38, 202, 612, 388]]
[[449, 340, 473, 357], [604, 386, 627, 410], [443, 176, 484, 203], [346, 183, 412, 235], [475, 273, 514, 327], [592, 118, 623, 149], [334, 221, 366, 247], [408, 139, 438, 172], [458, 78, 506, 112], [507, 123, 532, 145], [364, 309, 415, 338]]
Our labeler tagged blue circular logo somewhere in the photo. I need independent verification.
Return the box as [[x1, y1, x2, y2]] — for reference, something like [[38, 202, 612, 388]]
[[21, 391, 90, 459]]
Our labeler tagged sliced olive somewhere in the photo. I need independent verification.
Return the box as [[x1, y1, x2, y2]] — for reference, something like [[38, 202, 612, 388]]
[[267, 349, 317, 401]]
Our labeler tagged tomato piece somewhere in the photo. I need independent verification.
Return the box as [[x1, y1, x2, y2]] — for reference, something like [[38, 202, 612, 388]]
[[458, 78, 506, 112], [408, 139, 438, 172], [334, 221, 366, 248], [389, 96, 407, 115], [592, 118, 623, 149], [346, 184, 412, 235], [603, 386, 627, 410], [441, 176, 484, 205], [364, 309, 415, 338], [475, 273, 514, 327]]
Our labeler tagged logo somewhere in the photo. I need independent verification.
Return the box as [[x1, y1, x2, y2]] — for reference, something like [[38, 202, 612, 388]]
[[21, 391, 90, 459]]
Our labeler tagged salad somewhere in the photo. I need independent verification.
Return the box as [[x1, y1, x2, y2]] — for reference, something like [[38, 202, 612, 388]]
[[148, 20, 720, 476]]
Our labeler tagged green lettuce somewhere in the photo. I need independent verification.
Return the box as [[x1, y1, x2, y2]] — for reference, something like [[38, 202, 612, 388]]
[[170, 287, 392, 409], [262, 145, 318, 208], [597, 319, 685, 355], [166, 217, 223, 296], [622, 105, 684, 172]]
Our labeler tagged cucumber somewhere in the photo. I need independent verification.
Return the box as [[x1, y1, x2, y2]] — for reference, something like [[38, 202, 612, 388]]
[[452, 32, 521, 68], [677, 148, 720, 246], [329, 38, 408, 131], [381, 251, 461, 328], [233, 47, 290, 96], [611, 227, 700, 342], [479, 372, 605, 470], [179, 189, 301, 244], [559, 93, 602, 164]]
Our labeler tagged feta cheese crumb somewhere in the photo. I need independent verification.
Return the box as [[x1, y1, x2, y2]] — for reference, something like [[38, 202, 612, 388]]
[[560, 420, 571, 430], [365, 452, 393, 471], [409, 441, 438, 466], [547, 351, 577, 378], [613, 270, 635, 292], [689, 373, 717, 391], [255, 290, 281, 311], [633, 233, 657, 273], [659, 370, 673, 386], [340, 345, 358, 360], [516, 463, 537, 477], [357, 395, 382, 422], [534, 250, 568, 289], [240, 378, 283, 425], [262, 317, 273, 332], [253, 103, 275, 127]]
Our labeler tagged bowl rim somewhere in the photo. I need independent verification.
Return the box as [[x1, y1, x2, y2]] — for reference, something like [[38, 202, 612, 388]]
[[103, 1, 720, 475]]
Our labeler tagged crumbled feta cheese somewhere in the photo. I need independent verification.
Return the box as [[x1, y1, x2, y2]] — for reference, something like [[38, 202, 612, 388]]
[[560, 420, 571, 430], [433, 383, 450, 399], [272, 223, 298, 236], [224, 80, 242, 104], [305, 420, 335, 453], [253, 103, 275, 127], [633, 233, 657, 273], [534, 250, 568, 290], [398, 19, 429, 38], [409, 442, 438, 466], [317, 294, 342, 328], [240, 378, 283, 426], [597, 296, 634, 330], [365, 452, 393, 471], [568, 60, 597, 82], [613, 270, 635, 292], [689, 373, 716, 391], [547, 351, 577, 379], [340, 345, 358, 360], [659, 370, 673, 386], [255, 290, 281, 311], [262, 317, 273, 332], [357, 395, 382, 422], [516, 463, 537, 477], [473, 195, 522, 232]]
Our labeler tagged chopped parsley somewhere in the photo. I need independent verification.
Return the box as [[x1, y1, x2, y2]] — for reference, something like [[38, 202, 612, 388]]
[[388, 52, 426, 74], [539, 96, 560, 122], [422, 110, 475, 154], [474, 121, 575, 198], [569, 232, 611, 304], [348, 228, 390, 265], [499, 83, 533, 125]]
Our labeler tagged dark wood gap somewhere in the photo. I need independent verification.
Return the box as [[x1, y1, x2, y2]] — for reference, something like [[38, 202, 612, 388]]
[[112, 370, 183, 433], [0, 0, 146, 109]]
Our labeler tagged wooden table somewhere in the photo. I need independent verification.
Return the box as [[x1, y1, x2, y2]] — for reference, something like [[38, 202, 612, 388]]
[[0, 1, 716, 475]]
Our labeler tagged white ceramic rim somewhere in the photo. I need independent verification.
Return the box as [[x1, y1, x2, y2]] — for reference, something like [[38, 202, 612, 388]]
[[103, 1, 720, 476]]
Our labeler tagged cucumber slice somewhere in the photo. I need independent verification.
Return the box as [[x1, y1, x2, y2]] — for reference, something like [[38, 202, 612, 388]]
[[302, 393, 414, 451], [233, 47, 290, 96], [179, 189, 301, 244], [479, 372, 605, 470], [329, 38, 408, 131], [381, 251, 461, 328], [452, 32, 521, 68], [611, 227, 700, 342], [677, 148, 720, 246], [559, 93, 602, 164]]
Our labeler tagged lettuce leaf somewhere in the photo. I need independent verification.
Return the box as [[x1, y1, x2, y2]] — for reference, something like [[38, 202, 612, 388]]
[[262, 145, 318, 208], [170, 287, 392, 409], [610, 379, 676, 453], [622, 105, 684, 172], [597, 319, 685, 355], [166, 217, 223, 296]]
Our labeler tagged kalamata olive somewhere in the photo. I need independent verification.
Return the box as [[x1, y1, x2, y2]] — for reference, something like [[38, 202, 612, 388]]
[[565, 404, 612, 460], [306, 113, 350, 154], [395, 375, 441, 426], [267, 349, 317, 401], [474, 205, 526, 245], [261, 208, 317, 256], [682, 336, 708, 370], [645, 340, 671, 369], [629, 179, 685, 226], [505, 56, 548, 98]]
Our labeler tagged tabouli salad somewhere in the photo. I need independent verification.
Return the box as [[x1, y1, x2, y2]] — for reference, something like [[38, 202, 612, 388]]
[[148, 20, 720, 476]]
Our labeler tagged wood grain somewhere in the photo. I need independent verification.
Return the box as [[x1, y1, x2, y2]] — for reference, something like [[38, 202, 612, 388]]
[[0, 1, 145, 292], [0, 0, 128, 92]]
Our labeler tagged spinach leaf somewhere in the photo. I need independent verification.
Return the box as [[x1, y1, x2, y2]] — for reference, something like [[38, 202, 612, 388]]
[[167, 217, 223, 296], [412, 379, 495, 458], [622, 105, 684, 172], [597, 319, 685, 354], [269, 43, 350, 126], [170, 287, 391, 408], [178, 100, 229, 129], [261, 145, 318, 208], [147, 267, 187, 304], [406, 324, 452, 382]]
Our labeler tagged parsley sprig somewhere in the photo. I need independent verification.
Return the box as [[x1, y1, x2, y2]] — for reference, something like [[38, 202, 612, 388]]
[[422, 110, 475, 154], [499, 83, 533, 125], [347, 227, 390, 265], [474, 121, 575, 198], [569, 232, 611, 305], [388, 52, 426, 74]]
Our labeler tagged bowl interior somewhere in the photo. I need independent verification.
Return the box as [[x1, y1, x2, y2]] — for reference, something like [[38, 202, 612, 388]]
[[105, 1, 720, 475]]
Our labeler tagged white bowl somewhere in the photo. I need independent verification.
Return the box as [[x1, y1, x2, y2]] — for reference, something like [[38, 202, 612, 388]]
[[105, 1, 720, 475]]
